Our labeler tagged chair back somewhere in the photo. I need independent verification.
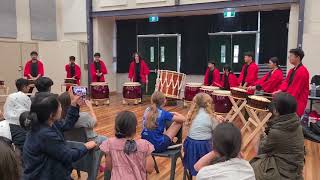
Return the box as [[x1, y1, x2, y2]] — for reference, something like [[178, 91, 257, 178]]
[[64, 127, 87, 143]]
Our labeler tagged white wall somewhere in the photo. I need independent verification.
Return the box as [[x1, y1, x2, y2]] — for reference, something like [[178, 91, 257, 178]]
[[93, 0, 175, 11], [38, 41, 82, 94], [93, 17, 117, 92], [302, 0, 320, 80]]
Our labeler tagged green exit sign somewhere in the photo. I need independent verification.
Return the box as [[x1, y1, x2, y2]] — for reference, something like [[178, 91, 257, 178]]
[[149, 16, 159, 23], [224, 8, 236, 18]]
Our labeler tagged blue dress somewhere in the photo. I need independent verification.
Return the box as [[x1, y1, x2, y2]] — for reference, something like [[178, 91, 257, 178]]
[[141, 107, 174, 153]]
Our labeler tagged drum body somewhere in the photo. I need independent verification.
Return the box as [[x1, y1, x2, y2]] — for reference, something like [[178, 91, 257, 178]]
[[65, 78, 77, 84], [184, 83, 202, 102], [90, 82, 109, 99], [212, 90, 232, 114], [247, 95, 271, 110], [230, 87, 248, 99], [156, 70, 186, 99], [199, 86, 219, 98], [0, 80, 4, 86], [123, 82, 141, 100]]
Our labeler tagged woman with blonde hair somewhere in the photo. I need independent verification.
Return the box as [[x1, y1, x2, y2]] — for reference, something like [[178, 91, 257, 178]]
[[141, 91, 185, 153], [183, 93, 223, 176]]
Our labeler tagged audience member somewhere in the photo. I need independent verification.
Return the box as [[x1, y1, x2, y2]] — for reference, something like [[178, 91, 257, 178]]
[[35, 76, 54, 93], [15, 78, 31, 94], [195, 122, 255, 180], [0, 136, 21, 180], [100, 111, 154, 180], [1, 87, 31, 151], [141, 91, 185, 153], [183, 93, 222, 176], [23, 91, 96, 179], [58, 92, 107, 145], [250, 92, 304, 179]]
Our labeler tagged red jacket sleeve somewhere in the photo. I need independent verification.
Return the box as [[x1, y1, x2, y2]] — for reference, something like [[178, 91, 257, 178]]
[[75, 65, 81, 80], [255, 73, 268, 86], [279, 69, 292, 92], [38, 60, 44, 77], [245, 64, 258, 86], [24, 61, 31, 78], [100, 61, 107, 75], [238, 65, 246, 85], [142, 61, 150, 76], [204, 68, 210, 85], [212, 68, 221, 86], [128, 62, 134, 79], [257, 69, 283, 93], [90, 63, 96, 81], [229, 74, 239, 87]]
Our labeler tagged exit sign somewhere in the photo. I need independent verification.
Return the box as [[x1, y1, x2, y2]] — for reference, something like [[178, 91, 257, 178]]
[[149, 16, 159, 22], [224, 8, 236, 18]]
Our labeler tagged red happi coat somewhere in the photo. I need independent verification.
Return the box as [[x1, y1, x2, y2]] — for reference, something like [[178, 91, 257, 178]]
[[128, 60, 150, 84], [203, 68, 221, 86], [279, 64, 309, 117], [23, 60, 44, 79], [65, 63, 81, 85], [238, 62, 259, 87], [256, 69, 283, 93], [216, 73, 239, 89], [90, 59, 108, 82]]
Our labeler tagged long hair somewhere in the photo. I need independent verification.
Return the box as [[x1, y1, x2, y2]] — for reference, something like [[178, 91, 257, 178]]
[[115, 111, 138, 155], [0, 137, 21, 180], [186, 93, 215, 126], [57, 92, 71, 119], [145, 91, 166, 130], [132, 52, 142, 61], [212, 123, 242, 164]]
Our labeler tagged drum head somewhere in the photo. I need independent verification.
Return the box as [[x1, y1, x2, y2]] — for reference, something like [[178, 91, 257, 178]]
[[91, 82, 108, 86], [186, 83, 202, 87], [249, 95, 271, 103], [123, 82, 141, 86], [201, 86, 219, 90], [213, 90, 231, 96]]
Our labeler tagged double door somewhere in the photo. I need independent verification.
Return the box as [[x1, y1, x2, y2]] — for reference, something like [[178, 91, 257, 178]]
[[208, 33, 256, 73], [137, 35, 180, 94]]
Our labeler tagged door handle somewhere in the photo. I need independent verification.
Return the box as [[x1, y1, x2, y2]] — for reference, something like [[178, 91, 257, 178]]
[[18, 65, 23, 71], [150, 69, 158, 73]]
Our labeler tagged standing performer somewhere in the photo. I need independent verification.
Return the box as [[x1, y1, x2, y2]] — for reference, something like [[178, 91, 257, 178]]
[[217, 64, 239, 90], [65, 56, 81, 85], [128, 52, 150, 95], [90, 52, 107, 82], [274, 48, 309, 117], [203, 61, 220, 86], [238, 52, 259, 94], [247, 57, 283, 93], [23, 51, 44, 93]]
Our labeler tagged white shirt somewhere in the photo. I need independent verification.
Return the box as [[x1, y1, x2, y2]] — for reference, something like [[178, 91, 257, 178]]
[[3, 91, 31, 125], [0, 120, 12, 140], [197, 158, 256, 180]]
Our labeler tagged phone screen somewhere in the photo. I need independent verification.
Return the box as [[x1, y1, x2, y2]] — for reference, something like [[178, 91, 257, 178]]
[[72, 86, 87, 98]]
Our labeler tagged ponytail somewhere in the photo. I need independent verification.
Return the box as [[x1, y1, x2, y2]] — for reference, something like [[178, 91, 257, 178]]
[[123, 140, 137, 155], [145, 91, 166, 130], [27, 112, 38, 131]]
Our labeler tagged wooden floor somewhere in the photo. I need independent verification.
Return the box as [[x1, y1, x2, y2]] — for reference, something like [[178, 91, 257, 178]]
[[75, 94, 320, 180]]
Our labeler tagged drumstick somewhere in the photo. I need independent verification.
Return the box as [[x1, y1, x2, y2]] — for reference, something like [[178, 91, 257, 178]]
[[146, 81, 148, 93]]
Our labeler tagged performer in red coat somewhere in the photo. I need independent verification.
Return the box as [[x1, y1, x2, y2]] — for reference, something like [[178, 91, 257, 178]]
[[248, 57, 283, 93], [203, 61, 221, 86], [65, 56, 81, 85], [128, 52, 150, 84], [90, 52, 107, 82], [23, 51, 44, 93], [216, 64, 239, 90], [274, 48, 309, 117], [238, 52, 259, 88]]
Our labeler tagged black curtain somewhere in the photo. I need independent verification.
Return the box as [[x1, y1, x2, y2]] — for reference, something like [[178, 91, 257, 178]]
[[180, 16, 209, 75], [259, 10, 290, 65], [116, 20, 137, 73]]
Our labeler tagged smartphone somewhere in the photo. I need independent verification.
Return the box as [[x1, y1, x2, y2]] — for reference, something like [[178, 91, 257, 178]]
[[72, 86, 87, 98]]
